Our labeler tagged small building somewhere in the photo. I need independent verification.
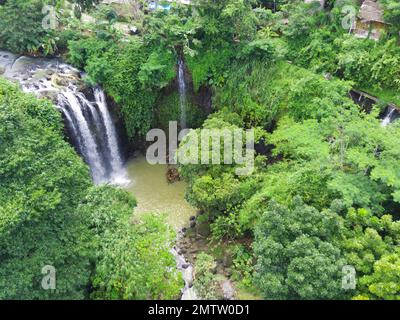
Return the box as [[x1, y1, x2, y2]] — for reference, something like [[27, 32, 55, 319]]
[[353, 0, 389, 41]]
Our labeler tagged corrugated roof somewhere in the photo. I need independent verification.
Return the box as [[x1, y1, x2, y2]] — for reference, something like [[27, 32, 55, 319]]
[[359, 0, 385, 24]]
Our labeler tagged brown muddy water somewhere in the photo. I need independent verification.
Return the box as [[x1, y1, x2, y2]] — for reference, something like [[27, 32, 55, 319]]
[[124, 155, 196, 231]]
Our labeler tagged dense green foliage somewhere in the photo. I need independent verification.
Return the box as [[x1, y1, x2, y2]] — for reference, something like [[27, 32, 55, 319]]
[[0, 0, 99, 55], [0, 79, 182, 300], [193, 253, 219, 300], [68, 37, 175, 138], [0, 78, 92, 299], [254, 198, 346, 300], [78, 188, 182, 300], [179, 55, 400, 299], [0, 0, 58, 54], [281, 0, 400, 101], [1, 0, 399, 301], [175, 0, 400, 300]]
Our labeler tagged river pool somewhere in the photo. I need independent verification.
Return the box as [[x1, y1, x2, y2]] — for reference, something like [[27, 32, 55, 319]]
[[124, 155, 196, 231]]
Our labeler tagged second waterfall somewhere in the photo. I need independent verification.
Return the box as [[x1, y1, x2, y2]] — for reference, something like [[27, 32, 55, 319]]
[[178, 58, 188, 129]]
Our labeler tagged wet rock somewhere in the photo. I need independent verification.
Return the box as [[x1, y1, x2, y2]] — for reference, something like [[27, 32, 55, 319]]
[[51, 72, 81, 88], [37, 90, 58, 103], [221, 281, 235, 300], [181, 227, 187, 233], [182, 264, 190, 269], [0, 66, 5, 75], [65, 69, 80, 78], [190, 221, 196, 228], [129, 25, 139, 35], [216, 264, 225, 275], [45, 69, 55, 76], [167, 166, 180, 183], [190, 216, 196, 221], [323, 72, 333, 81], [195, 235, 204, 241]]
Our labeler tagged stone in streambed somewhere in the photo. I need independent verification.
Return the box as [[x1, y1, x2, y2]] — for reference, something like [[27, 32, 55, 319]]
[[221, 280, 236, 300]]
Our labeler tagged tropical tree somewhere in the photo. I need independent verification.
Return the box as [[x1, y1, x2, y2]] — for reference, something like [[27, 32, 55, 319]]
[[253, 198, 347, 300]]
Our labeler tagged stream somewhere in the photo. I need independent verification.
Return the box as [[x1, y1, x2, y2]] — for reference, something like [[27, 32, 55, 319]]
[[125, 155, 199, 300], [124, 155, 199, 300]]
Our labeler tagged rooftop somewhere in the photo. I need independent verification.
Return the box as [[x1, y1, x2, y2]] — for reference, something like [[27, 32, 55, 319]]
[[359, 0, 385, 24]]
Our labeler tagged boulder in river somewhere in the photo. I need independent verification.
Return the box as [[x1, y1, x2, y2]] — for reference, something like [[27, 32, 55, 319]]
[[221, 280, 236, 300], [51, 72, 82, 89], [166, 166, 180, 183]]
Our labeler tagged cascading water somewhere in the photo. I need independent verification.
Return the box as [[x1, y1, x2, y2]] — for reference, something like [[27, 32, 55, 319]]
[[59, 91, 108, 184], [171, 246, 198, 300], [94, 88, 127, 183], [381, 106, 398, 127], [0, 51, 129, 186], [178, 58, 187, 129]]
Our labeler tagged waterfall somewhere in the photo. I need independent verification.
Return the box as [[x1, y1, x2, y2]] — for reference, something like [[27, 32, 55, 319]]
[[59, 91, 108, 184], [381, 106, 396, 127], [94, 88, 129, 185], [59, 88, 129, 185], [0, 51, 130, 186], [178, 59, 187, 129]]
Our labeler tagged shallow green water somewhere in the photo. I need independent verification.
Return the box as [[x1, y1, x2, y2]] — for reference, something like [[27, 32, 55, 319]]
[[124, 155, 196, 231]]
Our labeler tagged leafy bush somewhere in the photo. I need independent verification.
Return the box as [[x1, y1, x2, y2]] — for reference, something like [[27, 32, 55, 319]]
[[0, 0, 58, 54], [342, 208, 400, 300], [0, 78, 92, 299], [231, 245, 254, 288], [253, 198, 347, 300], [194, 253, 219, 300], [90, 213, 182, 300]]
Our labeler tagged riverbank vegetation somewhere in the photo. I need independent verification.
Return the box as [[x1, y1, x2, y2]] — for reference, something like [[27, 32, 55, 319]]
[[0, 79, 181, 299], [1, 0, 399, 300]]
